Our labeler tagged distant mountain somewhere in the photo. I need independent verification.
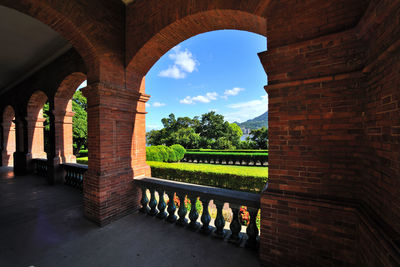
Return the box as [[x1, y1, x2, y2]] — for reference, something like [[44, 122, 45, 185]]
[[235, 111, 268, 133]]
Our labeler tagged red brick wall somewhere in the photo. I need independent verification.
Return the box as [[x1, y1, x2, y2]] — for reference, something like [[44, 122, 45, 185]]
[[258, 7, 370, 265], [358, 1, 400, 265], [0, 0, 398, 265]]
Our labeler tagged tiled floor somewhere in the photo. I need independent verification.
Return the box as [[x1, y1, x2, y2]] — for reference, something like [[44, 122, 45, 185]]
[[0, 167, 260, 267]]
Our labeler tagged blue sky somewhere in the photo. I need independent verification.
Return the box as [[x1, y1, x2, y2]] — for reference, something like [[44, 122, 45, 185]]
[[145, 30, 268, 131]]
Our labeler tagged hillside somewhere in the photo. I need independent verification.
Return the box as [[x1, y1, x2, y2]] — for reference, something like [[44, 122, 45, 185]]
[[235, 111, 268, 132]]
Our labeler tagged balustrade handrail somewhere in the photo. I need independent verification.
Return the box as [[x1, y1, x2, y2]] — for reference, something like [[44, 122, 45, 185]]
[[60, 163, 87, 190], [60, 162, 88, 170], [135, 176, 263, 249], [135, 176, 260, 209]]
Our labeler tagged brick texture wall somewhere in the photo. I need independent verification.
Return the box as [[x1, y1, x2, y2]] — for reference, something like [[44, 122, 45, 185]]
[[0, 0, 398, 266]]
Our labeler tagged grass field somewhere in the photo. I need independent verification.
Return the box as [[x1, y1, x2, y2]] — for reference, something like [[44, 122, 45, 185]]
[[76, 157, 268, 177], [147, 161, 268, 178]]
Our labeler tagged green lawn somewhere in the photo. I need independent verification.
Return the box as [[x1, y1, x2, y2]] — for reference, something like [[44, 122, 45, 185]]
[[75, 158, 268, 192], [147, 161, 268, 178]]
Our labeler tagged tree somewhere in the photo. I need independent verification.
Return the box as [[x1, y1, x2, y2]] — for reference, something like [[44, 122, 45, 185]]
[[146, 111, 245, 149], [249, 127, 268, 149], [43, 101, 51, 153], [72, 89, 87, 154]]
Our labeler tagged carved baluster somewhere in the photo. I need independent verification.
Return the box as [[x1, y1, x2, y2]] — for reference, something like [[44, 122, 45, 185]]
[[148, 187, 158, 216], [156, 189, 167, 219], [166, 191, 177, 223], [245, 207, 260, 249], [200, 198, 212, 235], [139, 187, 150, 213], [188, 195, 199, 230], [176, 192, 188, 226], [214, 200, 226, 238], [229, 205, 242, 244]]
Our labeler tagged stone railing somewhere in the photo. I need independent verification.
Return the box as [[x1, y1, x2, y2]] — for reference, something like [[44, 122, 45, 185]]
[[32, 158, 48, 177], [182, 153, 268, 166], [135, 177, 261, 249], [60, 163, 88, 190]]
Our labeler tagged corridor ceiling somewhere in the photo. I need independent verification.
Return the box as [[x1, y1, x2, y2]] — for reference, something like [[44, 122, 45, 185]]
[[0, 6, 70, 94]]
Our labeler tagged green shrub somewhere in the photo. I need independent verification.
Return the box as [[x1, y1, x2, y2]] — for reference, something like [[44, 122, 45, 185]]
[[155, 145, 169, 162], [170, 144, 186, 161], [146, 146, 163, 162], [147, 161, 268, 193], [146, 144, 186, 162], [165, 146, 177, 162]]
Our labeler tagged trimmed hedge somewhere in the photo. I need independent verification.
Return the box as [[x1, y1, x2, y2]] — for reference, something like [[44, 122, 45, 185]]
[[147, 161, 268, 193], [76, 157, 88, 164], [183, 151, 268, 166], [186, 149, 268, 153], [146, 144, 186, 162], [78, 149, 88, 157]]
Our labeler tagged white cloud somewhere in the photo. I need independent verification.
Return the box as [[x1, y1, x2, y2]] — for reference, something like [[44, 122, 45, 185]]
[[159, 65, 186, 79], [206, 92, 218, 100], [224, 94, 268, 123], [224, 87, 244, 97], [169, 46, 196, 73], [145, 103, 151, 108], [180, 92, 218, 104], [152, 102, 166, 107], [159, 46, 197, 79]]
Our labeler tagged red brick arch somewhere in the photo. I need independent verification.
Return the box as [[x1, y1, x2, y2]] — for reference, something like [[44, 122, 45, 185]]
[[126, 9, 267, 90], [54, 72, 87, 163], [2, 105, 16, 166], [26, 90, 48, 159]]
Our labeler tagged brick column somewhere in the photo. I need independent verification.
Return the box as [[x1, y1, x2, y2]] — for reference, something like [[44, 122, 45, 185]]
[[13, 115, 28, 175], [26, 116, 47, 159], [2, 121, 15, 167], [258, 29, 367, 266], [82, 82, 150, 226], [54, 110, 76, 164]]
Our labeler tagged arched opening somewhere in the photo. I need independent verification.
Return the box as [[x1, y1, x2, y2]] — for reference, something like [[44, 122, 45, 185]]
[[54, 72, 87, 164], [2, 106, 16, 166], [126, 10, 268, 181], [139, 28, 268, 244], [26, 91, 48, 161]]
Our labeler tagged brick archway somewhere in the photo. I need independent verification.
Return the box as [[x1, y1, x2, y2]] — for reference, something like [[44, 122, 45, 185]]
[[26, 90, 48, 160], [125, 8, 269, 196], [2, 105, 16, 166], [126, 9, 267, 89], [54, 72, 87, 163]]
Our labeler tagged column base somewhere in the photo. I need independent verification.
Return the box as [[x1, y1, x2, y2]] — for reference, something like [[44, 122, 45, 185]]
[[83, 169, 141, 226], [47, 157, 66, 185], [13, 152, 27, 176]]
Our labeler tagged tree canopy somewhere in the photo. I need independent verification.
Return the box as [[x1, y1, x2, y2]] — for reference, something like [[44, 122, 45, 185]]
[[72, 89, 87, 154], [147, 111, 267, 149]]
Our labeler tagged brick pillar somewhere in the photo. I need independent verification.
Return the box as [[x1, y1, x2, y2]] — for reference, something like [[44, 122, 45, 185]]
[[258, 29, 367, 266], [26, 116, 47, 159], [54, 110, 76, 164], [13, 115, 28, 175], [82, 82, 150, 226], [2, 120, 15, 167]]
